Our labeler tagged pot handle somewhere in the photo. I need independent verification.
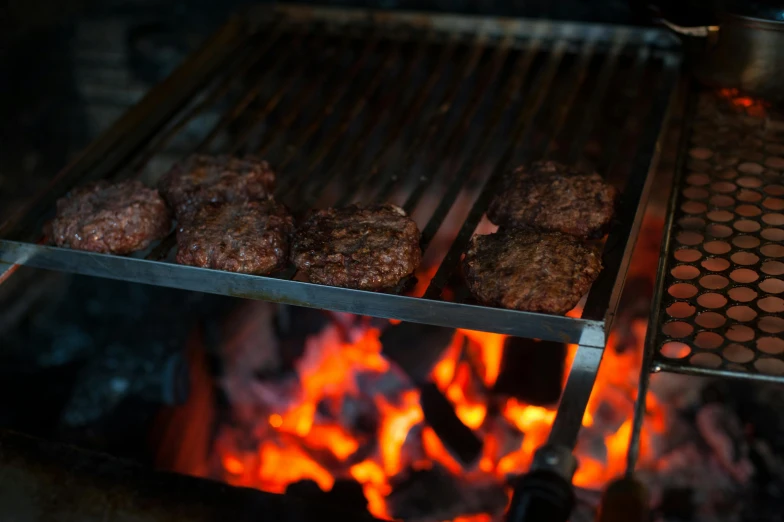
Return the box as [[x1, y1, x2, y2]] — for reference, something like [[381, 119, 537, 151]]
[[656, 17, 720, 37]]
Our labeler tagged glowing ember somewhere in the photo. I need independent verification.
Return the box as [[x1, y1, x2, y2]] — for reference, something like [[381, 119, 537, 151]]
[[718, 88, 769, 118], [213, 309, 665, 521]]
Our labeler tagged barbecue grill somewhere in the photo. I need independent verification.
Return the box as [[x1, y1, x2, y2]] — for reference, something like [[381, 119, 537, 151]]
[[0, 4, 684, 521]]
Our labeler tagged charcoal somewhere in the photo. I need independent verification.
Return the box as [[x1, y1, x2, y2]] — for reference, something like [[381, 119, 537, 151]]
[[387, 464, 507, 522], [492, 337, 565, 406], [356, 366, 413, 402], [380, 323, 482, 467], [419, 382, 483, 467], [286, 478, 325, 498], [483, 414, 524, 467], [286, 479, 369, 516], [380, 323, 455, 384], [331, 479, 369, 511]]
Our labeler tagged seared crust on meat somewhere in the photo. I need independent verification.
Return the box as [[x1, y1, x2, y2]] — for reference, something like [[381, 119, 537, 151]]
[[52, 180, 170, 254], [462, 229, 602, 315], [291, 204, 422, 291], [159, 155, 276, 222], [487, 160, 618, 239], [176, 200, 293, 275]]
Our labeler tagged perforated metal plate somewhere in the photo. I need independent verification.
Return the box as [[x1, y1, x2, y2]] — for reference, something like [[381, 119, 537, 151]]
[[651, 91, 784, 382]]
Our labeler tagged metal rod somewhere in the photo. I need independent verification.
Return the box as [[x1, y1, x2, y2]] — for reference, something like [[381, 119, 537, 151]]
[[129, 25, 287, 174], [580, 59, 680, 324], [251, 33, 357, 160], [541, 34, 605, 159], [0, 429, 380, 522], [423, 41, 568, 300], [626, 87, 696, 475], [397, 35, 515, 213], [594, 46, 651, 177], [0, 239, 606, 345], [546, 345, 604, 449], [369, 35, 500, 205], [273, 34, 383, 175], [354, 36, 489, 206], [565, 36, 628, 164], [195, 31, 314, 153], [298, 33, 460, 208], [416, 38, 542, 252], [274, 34, 431, 202], [275, 40, 401, 202]]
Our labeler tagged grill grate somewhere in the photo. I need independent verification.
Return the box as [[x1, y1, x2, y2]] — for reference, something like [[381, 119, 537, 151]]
[[650, 91, 784, 383], [0, 5, 681, 344]]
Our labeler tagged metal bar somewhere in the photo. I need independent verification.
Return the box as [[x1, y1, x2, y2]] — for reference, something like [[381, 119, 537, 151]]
[[580, 57, 681, 325], [416, 38, 542, 252], [593, 47, 651, 177], [273, 34, 383, 176], [654, 362, 784, 384], [370, 35, 501, 205], [423, 41, 568, 300], [0, 15, 249, 242], [195, 31, 314, 153], [356, 36, 489, 206], [295, 34, 459, 207], [564, 37, 627, 164], [0, 240, 606, 346], [274, 40, 402, 203], [268, 4, 679, 47], [627, 90, 704, 475], [398, 36, 514, 213], [542, 34, 612, 159], [273, 36, 422, 200], [129, 25, 287, 174], [546, 345, 604, 449], [250, 34, 358, 161]]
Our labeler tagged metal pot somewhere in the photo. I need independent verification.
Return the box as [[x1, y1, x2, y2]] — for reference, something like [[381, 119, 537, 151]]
[[653, 1, 784, 103]]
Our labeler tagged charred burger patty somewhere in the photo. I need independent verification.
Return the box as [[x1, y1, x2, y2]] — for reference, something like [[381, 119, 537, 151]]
[[462, 229, 602, 315], [291, 204, 422, 290], [52, 180, 170, 254], [159, 154, 276, 222], [176, 200, 293, 275], [487, 160, 617, 239]]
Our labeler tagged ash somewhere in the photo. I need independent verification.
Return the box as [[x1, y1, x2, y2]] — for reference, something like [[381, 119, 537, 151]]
[[640, 376, 784, 522]]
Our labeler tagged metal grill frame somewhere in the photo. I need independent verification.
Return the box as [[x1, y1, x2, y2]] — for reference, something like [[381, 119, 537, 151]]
[[646, 90, 784, 384], [0, 4, 681, 347]]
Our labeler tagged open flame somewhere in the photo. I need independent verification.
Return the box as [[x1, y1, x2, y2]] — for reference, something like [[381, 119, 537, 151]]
[[214, 304, 665, 520]]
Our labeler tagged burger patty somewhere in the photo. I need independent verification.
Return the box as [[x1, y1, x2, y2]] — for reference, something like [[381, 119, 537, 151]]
[[176, 200, 293, 275], [462, 229, 602, 315], [487, 161, 618, 239], [52, 180, 171, 254], [159, 154, 276, 221], [291, 204, 422, 291]]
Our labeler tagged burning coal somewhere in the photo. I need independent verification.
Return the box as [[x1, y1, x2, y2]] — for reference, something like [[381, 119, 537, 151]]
[[212, 306, 665, 521]]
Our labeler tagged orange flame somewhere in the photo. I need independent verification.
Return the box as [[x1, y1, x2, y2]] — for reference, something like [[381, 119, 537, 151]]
[[377, 390, 423, 476], [216, 308, 665, 520]]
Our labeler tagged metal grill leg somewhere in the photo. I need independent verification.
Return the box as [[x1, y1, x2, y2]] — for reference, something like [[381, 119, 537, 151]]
[[505, 344, 604, 522]]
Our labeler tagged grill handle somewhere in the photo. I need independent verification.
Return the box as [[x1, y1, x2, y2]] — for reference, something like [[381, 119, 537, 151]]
[[505, 470, 575, 522], [505, 445, 577, 522]]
